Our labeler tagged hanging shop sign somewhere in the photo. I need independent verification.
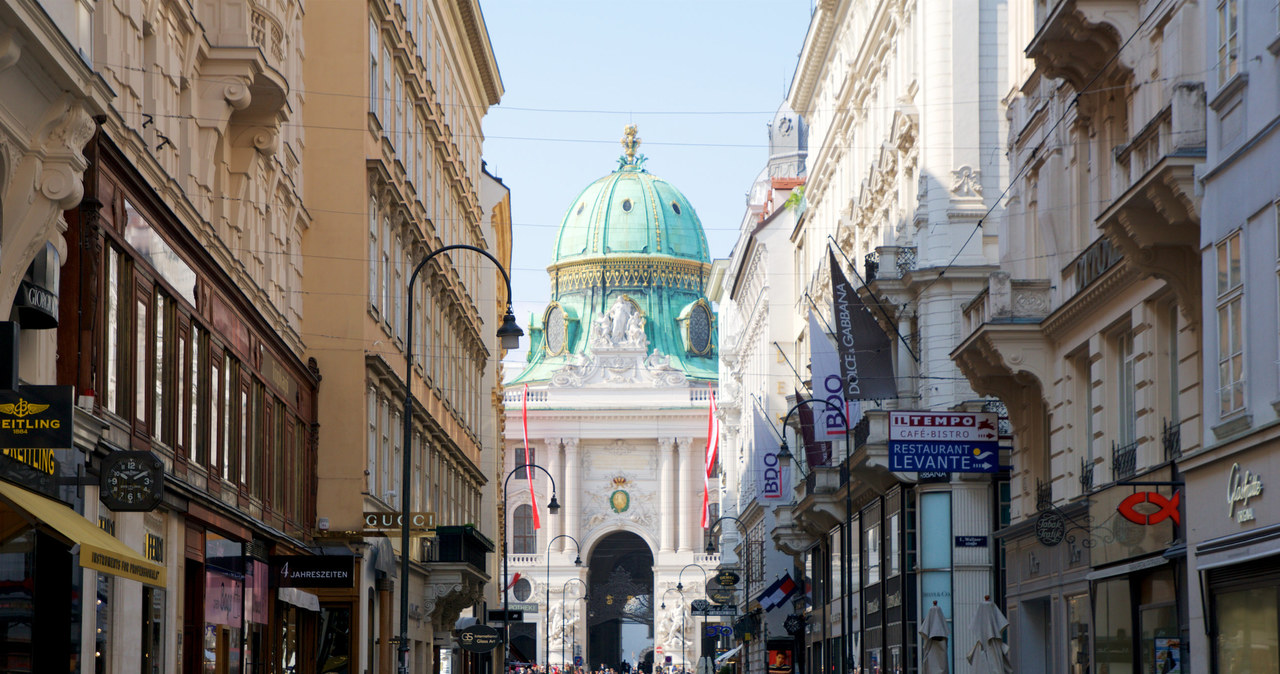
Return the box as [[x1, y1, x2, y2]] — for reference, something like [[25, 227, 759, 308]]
[[888, 412, 999, 473], [1227, 463, 1263, 523], [1035, 510, 1066, 547], [458, 624, 502, 654], [13, 243, 60, 330], [708, 588, 736, 605], [1117, 490, 1181, 527], [0, 385, 73, 449], [715, 570, 740, 587], [271, 555, 354, 588]]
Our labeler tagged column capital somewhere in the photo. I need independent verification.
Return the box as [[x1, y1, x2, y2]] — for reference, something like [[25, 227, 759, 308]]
[[561, 437, 580, 452]]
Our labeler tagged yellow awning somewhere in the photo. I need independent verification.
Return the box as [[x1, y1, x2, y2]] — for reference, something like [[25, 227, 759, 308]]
[[0, 480, 166, 587]]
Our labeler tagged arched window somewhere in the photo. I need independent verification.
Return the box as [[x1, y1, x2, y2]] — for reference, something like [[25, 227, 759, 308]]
[[512, 504, 535, 554]]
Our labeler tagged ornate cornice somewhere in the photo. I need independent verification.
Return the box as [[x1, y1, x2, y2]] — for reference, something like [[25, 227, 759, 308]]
[[549, 255, 711, 293]]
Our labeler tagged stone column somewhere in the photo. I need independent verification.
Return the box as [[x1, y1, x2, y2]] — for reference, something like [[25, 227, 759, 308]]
[[563, 438, 581, 548], [547, 438, 564, 552], [677, 437, 696, 553], [659, 438, 676, 553]]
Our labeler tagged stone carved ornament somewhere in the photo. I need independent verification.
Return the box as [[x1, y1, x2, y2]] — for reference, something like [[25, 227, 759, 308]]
[[582, 470, 658, 537], [550, 299, 688, 388]]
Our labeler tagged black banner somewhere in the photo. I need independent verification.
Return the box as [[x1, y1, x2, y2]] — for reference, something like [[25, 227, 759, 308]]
[[828, 250, 895, 400], [0, 385, 73, 449], [271, 555, 354, 588]]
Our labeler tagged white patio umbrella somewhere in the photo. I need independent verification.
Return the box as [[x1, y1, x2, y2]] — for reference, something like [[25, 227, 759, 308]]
[[966, 596, 1012, 674], [919, 601, 949, 674]]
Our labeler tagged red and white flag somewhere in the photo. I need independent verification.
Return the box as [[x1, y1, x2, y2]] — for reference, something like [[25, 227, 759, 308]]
[[521, 385, 541, 530], [701, 386, 719, 528], [505, 572, 522, 591]]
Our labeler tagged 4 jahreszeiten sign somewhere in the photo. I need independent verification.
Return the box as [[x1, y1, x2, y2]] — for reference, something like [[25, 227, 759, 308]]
[[888, 412, 1000, 473]]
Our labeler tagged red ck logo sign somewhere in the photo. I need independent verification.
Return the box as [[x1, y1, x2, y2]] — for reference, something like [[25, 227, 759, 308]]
[[1117, 490, 1181, 526]]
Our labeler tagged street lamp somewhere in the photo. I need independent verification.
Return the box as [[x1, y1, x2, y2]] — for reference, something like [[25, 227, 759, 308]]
[[661, 587, 686, 673], [546, 534, 583, 671], [562, 577, 588, 672], [773, 398, 852, 674], [503, 463, 561, 674], [704, 515, 750, 674], [399, 244, 524, 674], [678, 564, 709, 674]]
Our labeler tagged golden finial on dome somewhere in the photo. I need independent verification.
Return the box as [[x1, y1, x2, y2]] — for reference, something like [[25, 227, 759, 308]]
[[621, 124, 641, 162]]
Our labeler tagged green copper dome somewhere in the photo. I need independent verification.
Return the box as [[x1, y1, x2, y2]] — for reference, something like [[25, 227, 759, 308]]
[[511, 127, 718, 386], [553, 164, 710, 264]]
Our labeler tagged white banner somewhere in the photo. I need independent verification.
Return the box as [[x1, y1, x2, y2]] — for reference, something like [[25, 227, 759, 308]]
[[753, 407, 787, 499], [809, 311, 861, 438]]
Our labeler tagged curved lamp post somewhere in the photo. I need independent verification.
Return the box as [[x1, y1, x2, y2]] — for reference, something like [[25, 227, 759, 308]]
[[562, 577, 588, 672], [399, 244, 524, 674], [774, 397, 852, 674], [678, 564, 709, 674], [546, 534, 583, 671], [703, 515, 750, 674], [660, 587, 685, 673], [503, 464, 561, 674]]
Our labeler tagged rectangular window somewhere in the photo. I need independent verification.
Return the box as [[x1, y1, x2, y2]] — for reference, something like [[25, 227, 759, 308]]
[[1214, 585, 1279, 671], [1218, 232, 1245, 416], [135, 292, 149, 426], [190, 324, 202, 461], [153, 292, 167, 443], [240, 386, 250, 484], [887, 512, 901, 578], [1117, 328, 1137, 446], [395, 241, 404, 341], [177, 327, 187, 456], [381, 398, 391, 501], [1094, 578, 1134, 671], [394, 73, 404, 151], [381, 47, 393, 128], [1218, 0, 1239, 86], [105, 247, 124, 414], [211, 353, 222, 474], [382, 219, 392, 326], [367, 391, 378, 493], [864, 521, 881, 586], [516, 445, 536, 479], [223, 356, 237, 481], [369, 201, 379, 311], [369, 19, 379, 117], [829, 526, 842, 600]]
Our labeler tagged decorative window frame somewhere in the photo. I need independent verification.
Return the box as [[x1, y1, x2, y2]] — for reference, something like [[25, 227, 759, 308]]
[[677, 298, 716, 357]]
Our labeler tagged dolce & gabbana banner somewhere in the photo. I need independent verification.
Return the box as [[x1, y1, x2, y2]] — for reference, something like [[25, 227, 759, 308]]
[[827, 249, 895, 400]]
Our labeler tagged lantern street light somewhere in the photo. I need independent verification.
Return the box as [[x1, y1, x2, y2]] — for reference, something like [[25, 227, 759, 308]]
[[562, 577, 588, 671], [546, 534, 583, 671], [503, 464, 561, 674], [398, 245, 524, 674], [773, 397, 853, 674]]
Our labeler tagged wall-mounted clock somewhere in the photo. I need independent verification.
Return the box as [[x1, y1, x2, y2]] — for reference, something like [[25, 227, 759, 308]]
[[99, 451, 164, 512]]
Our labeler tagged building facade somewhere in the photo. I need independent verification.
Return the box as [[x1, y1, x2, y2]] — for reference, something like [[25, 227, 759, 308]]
[[710, 103, 807, 674], [504, 130, 720, 673], [953, 1, 1205, 672], [303, 0, 509, 672], [774, 0, 1010, 671], [1183, 0, 1280, 671]]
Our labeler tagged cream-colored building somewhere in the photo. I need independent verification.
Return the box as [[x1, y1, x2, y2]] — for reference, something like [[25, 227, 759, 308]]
[[952, 1, 1205, 671], [776, 0, 1010, 671], [303, 1, 509, 672]]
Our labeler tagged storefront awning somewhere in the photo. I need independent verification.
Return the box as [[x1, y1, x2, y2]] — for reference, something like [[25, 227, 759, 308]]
[[278, 587, 321, 612], [0, 480, 166, 587]]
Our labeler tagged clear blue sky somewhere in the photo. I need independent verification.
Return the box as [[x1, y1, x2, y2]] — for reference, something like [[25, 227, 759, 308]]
[[479, 0, 814, 371]]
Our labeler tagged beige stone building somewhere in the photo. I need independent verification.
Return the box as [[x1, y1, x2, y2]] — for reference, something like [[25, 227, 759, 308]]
[[952, 1, 1205, 671], [303, 1, 509, 672]]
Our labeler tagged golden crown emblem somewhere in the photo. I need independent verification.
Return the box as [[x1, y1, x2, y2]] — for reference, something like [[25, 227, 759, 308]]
[[612, 476, 627, 488]]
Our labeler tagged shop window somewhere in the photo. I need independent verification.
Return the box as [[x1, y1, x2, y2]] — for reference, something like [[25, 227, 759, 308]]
[[1094, 578, 1134, 671], [864, 522, 881, 587], [828, 526, 842, 600], [317, 605, 353, 672], [1067, 594, 1091, 674], [1215, 585, 1278, 672], [141, 586, 165, 673]]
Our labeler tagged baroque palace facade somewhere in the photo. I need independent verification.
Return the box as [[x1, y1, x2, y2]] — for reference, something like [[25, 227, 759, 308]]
[[0, 0, 510, 673]]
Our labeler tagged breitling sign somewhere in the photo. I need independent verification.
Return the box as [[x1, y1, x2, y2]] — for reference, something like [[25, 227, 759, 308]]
[[0, 385, 73, 449]]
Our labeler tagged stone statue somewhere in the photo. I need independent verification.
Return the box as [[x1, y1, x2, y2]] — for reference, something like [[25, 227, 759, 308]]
[[624, 310, 646, 347], [548, 602, 566, 652], [590, 297, 642, 348]]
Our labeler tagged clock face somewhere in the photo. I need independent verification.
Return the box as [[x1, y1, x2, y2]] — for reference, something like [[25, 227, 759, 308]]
[[100, 451, 163, 512]]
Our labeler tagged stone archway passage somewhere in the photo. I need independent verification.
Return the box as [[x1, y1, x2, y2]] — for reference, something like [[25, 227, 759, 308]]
[[586, 531, 653, 672]]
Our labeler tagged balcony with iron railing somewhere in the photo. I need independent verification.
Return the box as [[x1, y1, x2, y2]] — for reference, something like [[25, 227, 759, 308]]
[[1036, 478, 1053, 512], [1111, 441, 1138, 482], [1162, 419, 1182, 461], [1080, 457, 1095, 493]]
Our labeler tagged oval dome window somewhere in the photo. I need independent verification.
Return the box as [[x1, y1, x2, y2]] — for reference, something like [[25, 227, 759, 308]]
[[621, 198, 633, 212], [671, 202, 682, 215]]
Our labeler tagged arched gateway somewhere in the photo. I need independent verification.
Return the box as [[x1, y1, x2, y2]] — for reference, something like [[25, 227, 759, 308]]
[[503, 128, 721, 673]]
